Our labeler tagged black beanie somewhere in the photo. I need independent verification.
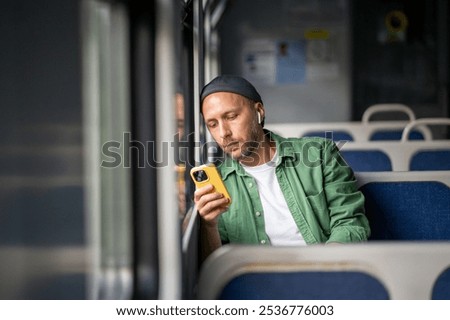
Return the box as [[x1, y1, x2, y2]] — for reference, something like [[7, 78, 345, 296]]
[[200, 75, 263, 108]]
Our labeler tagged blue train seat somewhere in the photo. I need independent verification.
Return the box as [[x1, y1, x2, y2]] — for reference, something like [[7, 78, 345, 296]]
[[362, 181, 450, 240], [198, 243, 450, 300], [339, 140, 450, 171], [370, 130, 424, 141], [341, 150, 392, 172], [432, 267, 450, 300], [219, 271, 388, 300], [410, 151, 450, 171], [301, 129, 424, 142], [356, 171, 450, 240], [402, 118, 450, 171]]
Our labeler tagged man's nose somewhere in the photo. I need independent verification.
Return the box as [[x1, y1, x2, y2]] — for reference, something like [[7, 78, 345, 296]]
[[219, 122, 231, 139]]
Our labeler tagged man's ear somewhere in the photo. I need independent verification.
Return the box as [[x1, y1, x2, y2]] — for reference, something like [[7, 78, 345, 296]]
[[254, 102, 265, 124]]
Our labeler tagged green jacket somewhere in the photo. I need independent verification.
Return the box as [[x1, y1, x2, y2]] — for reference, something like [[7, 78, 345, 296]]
[[217, 131, 370, 245]]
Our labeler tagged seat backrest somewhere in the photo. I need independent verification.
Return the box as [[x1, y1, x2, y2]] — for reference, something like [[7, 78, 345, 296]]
[[432, 267, 450, 300], [356, 171, 450, 240], [402, 119, 450, 171], [340, 140, 450, 172], [265, 120, 431, 143], [302, 130, 354, 141], [219, 270, 388, 300], [198, 243, 450, 300], [361, 104, 416, 123], [369, 129, 424, 141], [362, 181, 450, 240], [341, 150, 392, 172], [410, 150, 450, 171], [401, 118, 450, 142], [362, 104, 425, 141]]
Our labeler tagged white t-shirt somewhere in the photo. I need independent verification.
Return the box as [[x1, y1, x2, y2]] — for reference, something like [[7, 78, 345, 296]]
[[242, 152, 306, 246]]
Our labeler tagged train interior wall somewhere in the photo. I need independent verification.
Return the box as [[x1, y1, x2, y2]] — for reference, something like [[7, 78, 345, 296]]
[[217, 0, 449, 124], [218, 0, 352, 123]]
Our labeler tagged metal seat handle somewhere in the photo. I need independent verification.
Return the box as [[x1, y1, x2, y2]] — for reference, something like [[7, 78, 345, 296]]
[[362, 104, 416, 123], [401, 118, 450, 141]]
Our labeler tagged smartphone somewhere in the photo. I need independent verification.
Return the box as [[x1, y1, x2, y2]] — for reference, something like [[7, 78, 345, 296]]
[[190, 164, 231, 203]]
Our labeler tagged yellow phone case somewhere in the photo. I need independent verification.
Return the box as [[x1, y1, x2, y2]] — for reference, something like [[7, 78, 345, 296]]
[[190, 164, 231, 203]]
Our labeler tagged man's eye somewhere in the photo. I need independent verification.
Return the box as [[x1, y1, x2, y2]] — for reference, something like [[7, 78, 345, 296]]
[[208, 122, 217, 128], [227, 114, 237, 120]]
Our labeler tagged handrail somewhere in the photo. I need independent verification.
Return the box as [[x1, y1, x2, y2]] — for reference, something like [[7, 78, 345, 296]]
[[362, 104, 416, 123], [401, 118, 450, 141]]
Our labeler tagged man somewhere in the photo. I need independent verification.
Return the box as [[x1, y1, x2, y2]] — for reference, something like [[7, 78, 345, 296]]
[[194, 75, 370, 258]]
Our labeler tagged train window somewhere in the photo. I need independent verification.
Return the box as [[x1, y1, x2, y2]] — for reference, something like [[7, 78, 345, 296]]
[[81, 0, 133, 299], [352, 0, 448, 120], [177, 0, 197, 223]]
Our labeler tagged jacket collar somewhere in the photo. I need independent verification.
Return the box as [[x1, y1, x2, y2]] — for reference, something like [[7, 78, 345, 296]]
[[219, 130, 296, 179]]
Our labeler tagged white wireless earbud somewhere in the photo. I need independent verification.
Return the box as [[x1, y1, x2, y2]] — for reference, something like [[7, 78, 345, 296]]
[[257, 112, 262, 124]]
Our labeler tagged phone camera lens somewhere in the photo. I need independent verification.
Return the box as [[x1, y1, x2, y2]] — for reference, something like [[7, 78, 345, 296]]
[[194, 170, 208, 182]]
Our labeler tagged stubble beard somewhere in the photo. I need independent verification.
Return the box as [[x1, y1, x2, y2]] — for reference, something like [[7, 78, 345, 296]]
[[230, 122, 262, 162]]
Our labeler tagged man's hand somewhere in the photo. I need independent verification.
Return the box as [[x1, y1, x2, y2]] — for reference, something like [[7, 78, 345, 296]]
[[194, 184, 230, 226]]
